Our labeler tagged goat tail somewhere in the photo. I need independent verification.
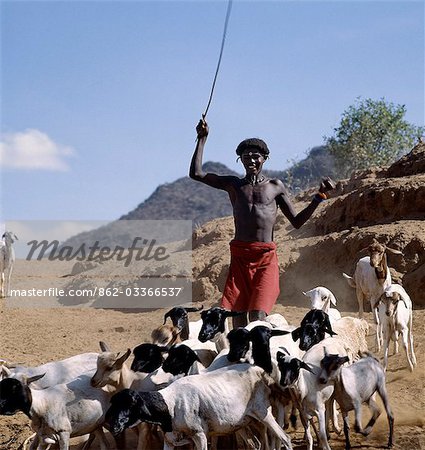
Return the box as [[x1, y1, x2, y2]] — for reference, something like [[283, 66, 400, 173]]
[[342, 272, 356, 288]]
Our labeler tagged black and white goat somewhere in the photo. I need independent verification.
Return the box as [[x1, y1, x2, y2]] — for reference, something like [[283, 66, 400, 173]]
[[291, 309, 337, 352], [104, 363, 293, 450], [0, 373, 111, 450]]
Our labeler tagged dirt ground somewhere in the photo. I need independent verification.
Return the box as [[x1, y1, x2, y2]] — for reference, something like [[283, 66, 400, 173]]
[[1, 281, 424, 449]]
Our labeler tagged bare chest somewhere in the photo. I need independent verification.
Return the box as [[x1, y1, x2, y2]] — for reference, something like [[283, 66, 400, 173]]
[[233, 182, 279, 206]]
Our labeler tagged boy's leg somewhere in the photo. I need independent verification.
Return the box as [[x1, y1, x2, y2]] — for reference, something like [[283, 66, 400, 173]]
[[233, 312, 248, 328], [249, 310, 267, 322]]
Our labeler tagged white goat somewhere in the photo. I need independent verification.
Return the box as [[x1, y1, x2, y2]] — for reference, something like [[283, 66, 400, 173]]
[[303, 286, 341, 322], [0, 231, 17, 298], [375, 284, 417, 372], [318, 352, 394, 449], [343, 239, 402, 351], [104, 363, 293, 450], [0, 352, 98, 388], [0, 373, 111, 450]]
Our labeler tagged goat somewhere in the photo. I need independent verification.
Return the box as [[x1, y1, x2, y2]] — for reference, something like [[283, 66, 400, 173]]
[[198, 307, 245, 352], [248, 326, 300, 445], [161, 344, 204, 376], [0, 231, 17, 298], [343, 239, 402, 351], [375, 284, 417, 372], [0, 352, 98, 388], [151, 305, 204, 346], [318, 352, 394, 449], [131, 342, 168, 373], [0, 373, 111, 450], [104, 363, 293, 450], [291, 310, 336, 352], [303, 286, 341, 322], [195, 328, 252, 374], [277, 337, 350, 450]]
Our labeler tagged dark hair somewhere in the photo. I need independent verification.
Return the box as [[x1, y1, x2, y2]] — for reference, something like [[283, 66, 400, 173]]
[[236, 138, 269, 158]]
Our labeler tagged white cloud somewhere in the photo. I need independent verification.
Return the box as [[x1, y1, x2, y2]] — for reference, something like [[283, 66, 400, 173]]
[[0, 129, 75, 171]]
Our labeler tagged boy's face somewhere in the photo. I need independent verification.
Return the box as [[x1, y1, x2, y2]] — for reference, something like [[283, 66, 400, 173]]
[[240, 148, 266, 175]]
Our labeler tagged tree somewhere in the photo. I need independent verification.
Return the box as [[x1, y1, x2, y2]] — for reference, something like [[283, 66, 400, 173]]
[[325, 98, 424, 178]]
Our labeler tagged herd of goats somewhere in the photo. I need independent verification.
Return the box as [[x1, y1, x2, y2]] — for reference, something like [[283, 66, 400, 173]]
[[0, 234, 418, 450]]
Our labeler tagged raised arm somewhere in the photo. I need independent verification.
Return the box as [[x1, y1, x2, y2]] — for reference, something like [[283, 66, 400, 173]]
[[189, 119, 234, 190], [276, 178, 334, 229]]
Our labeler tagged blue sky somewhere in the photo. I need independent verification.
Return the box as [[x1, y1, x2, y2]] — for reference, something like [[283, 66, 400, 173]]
[[1, 0, 424, 224]]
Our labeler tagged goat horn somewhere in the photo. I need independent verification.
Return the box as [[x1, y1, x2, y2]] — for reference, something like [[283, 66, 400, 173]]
[[184, 305, 204, 312], [300, 362, 315, 374], [384, 245, 403, 255]]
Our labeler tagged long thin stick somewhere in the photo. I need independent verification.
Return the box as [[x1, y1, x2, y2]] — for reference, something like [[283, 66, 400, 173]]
[[202, 0, 233, 118]]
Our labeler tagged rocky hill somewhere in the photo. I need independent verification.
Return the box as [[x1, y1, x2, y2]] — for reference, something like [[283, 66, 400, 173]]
[[120, 162, 237, 226], [190, 142, 425, 309]]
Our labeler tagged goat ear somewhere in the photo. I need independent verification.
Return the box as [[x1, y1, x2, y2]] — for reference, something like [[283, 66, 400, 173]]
[[300, 362, 315, 374], [340, 356, 350, 365], [323, 313, 336, 336], [185, 305, 204, 312], [329, 292, 337, 306], [325, 327, 337, 336], [302, 291, 308, 296], [114, 349, 131, 368], [373, 297, 382, 309], [1, 365, 12, 377], [26, 373, 45, 385], [291, 328, 301, 342], [271, 329, 290, 337], [163, 310, 173, 325], [398, 295, 409, 309], [99, 341, 111, 352]]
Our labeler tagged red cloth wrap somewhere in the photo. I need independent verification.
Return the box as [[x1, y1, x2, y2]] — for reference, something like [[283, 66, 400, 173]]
[[221, 240, 280, 314]]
